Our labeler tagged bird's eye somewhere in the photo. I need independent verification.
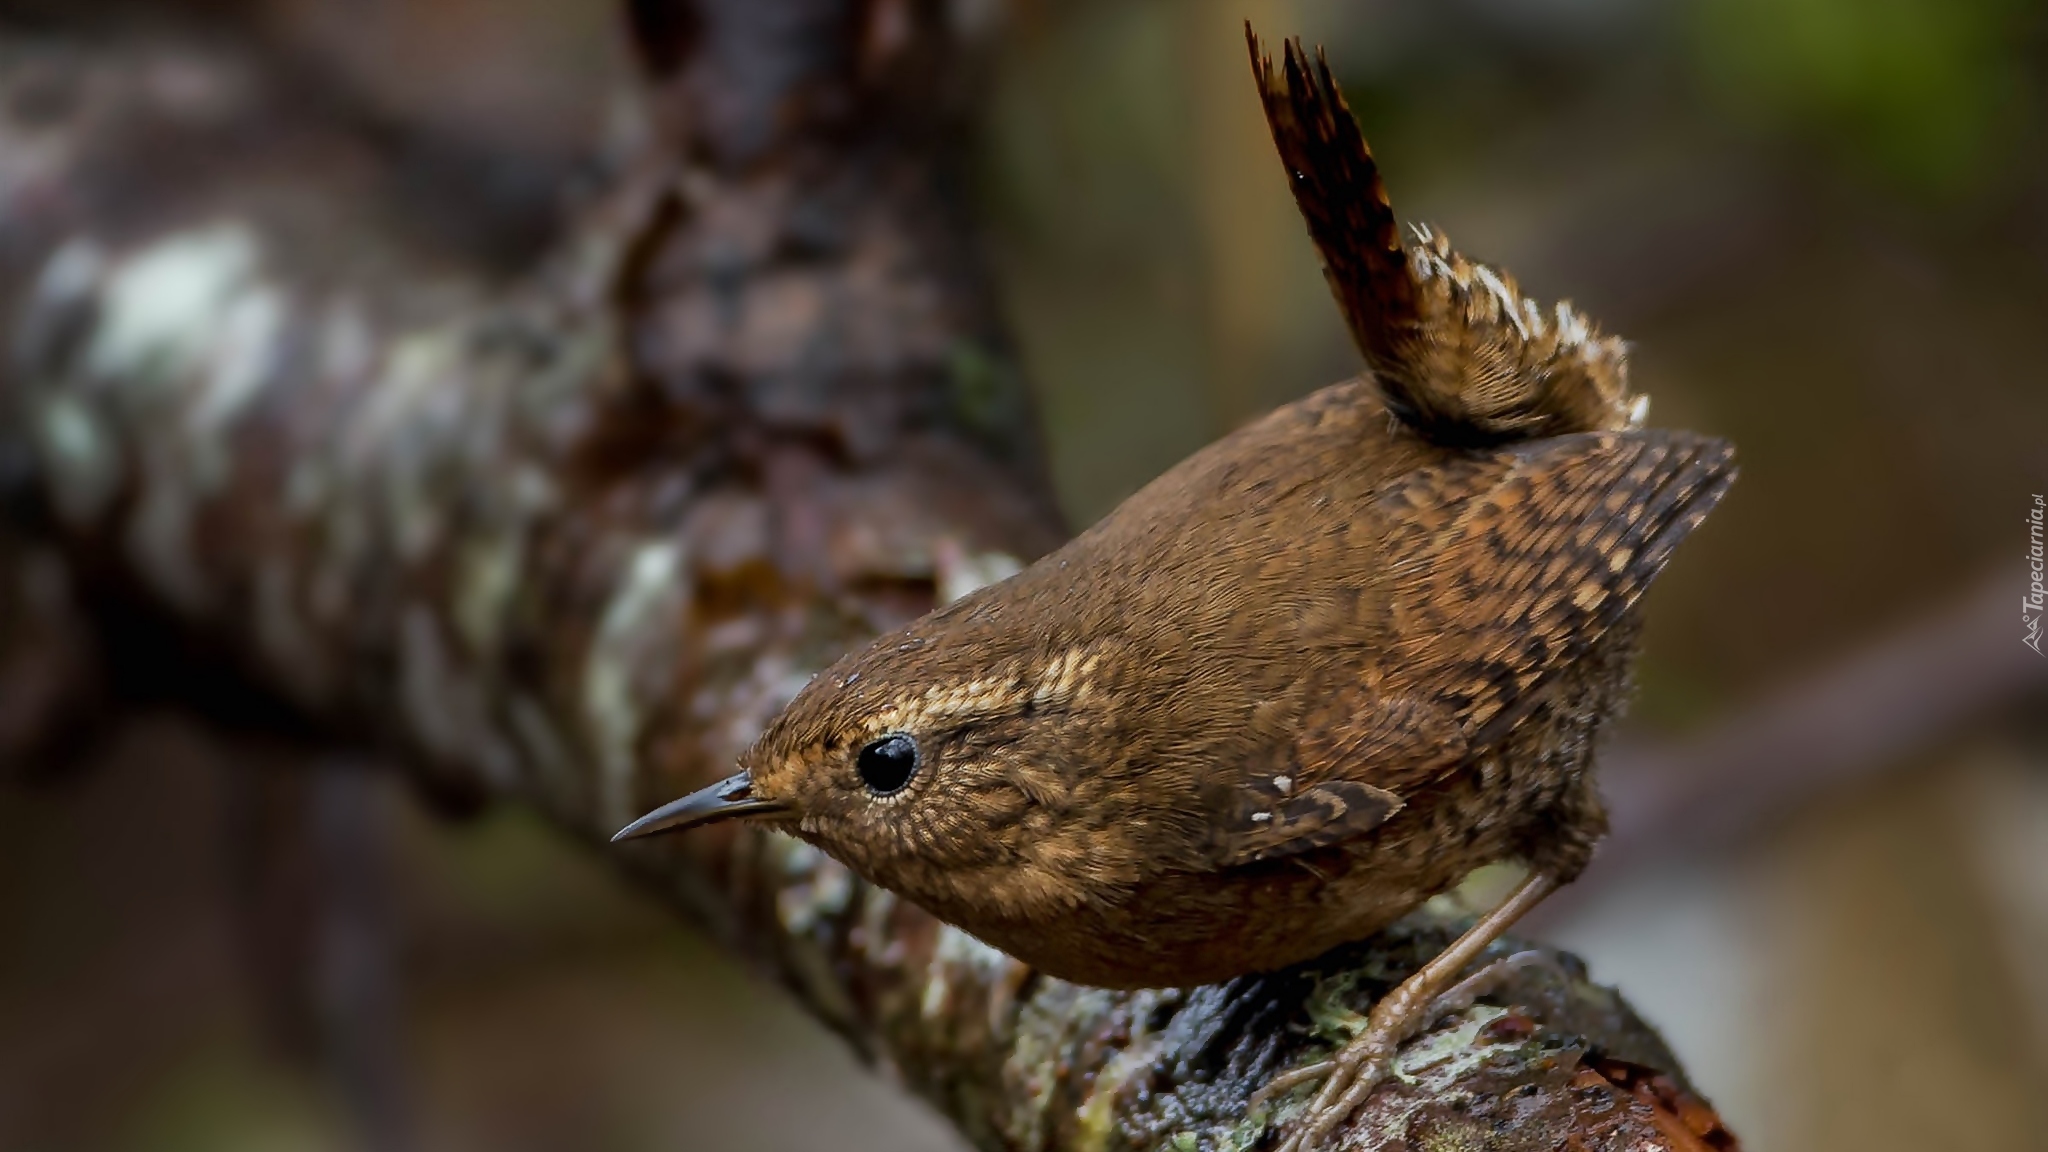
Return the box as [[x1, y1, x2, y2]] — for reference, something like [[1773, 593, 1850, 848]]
[[856, 733, 920, 796]]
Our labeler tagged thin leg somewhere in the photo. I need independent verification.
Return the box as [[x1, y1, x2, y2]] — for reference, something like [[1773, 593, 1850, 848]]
[[1425, 949, 1552, 1022], [1271, 871, 1559, 1152], [1249, 950, 1556, 1110]]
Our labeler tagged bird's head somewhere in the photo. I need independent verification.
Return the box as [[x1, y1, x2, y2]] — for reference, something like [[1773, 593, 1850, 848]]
[[612, 591, 1114, 913]]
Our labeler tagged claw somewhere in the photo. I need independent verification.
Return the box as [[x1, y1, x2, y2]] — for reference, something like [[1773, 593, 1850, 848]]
[[1261, 874, 1563, 1149]]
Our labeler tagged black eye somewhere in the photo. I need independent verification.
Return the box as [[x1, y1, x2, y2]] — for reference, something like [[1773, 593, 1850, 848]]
[[856, 733, 920, 796]]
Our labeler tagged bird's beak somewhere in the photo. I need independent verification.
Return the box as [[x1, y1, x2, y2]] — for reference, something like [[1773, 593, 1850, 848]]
[[611, 770, 788, 842]]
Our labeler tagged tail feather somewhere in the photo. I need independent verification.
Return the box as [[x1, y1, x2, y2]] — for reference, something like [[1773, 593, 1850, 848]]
[[1247, 27, 1642, 446], [1244, 30, 1416, 378]]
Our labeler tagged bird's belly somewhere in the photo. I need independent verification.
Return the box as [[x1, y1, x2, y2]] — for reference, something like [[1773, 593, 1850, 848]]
[[956, 849, 1459, 990]]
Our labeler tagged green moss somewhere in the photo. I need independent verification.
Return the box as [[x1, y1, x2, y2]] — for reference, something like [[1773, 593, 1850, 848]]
[[1303, 968, 1372, 1045], [1217, 1099, 1281, 1152], [1073, 994, 1170, 1152]]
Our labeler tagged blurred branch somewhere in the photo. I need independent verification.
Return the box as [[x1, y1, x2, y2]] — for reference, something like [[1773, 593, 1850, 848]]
[[227, 754, 415, 1152], [1560, 574, 2046, 908], [0, 3, 1731, 1149]]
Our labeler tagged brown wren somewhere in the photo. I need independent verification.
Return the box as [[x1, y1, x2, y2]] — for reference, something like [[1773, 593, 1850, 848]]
[[617, 29, 1735, 1150]]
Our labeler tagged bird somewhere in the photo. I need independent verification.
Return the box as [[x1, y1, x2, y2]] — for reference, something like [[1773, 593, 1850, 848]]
[[616, 28, 1736, 1151]]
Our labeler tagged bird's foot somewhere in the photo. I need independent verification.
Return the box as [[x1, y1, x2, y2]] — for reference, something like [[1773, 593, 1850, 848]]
[[1268, 1023, 1400, 1152], [1264, 873, 1564, 1150], [1267, 952, 1552, 1150]]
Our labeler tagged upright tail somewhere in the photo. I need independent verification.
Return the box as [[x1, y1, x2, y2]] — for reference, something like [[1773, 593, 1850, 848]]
[[1247, 28, 1642, 447]]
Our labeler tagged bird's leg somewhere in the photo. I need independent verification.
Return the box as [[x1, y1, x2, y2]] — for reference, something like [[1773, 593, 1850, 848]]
[[1424, 948, 1554, 1022], [1252, 945, 1553, 1107], [1270, 871, 1560, 1152]]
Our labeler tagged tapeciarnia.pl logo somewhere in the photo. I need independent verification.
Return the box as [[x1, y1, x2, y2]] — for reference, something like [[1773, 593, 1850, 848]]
[[2028, 493, 2045, 656]]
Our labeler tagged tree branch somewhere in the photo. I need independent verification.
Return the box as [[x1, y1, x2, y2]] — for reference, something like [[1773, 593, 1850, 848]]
[[0, 6, 1734, 1149]]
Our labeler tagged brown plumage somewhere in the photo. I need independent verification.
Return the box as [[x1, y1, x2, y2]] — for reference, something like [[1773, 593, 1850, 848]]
[[618, 28, 1735, 1148]]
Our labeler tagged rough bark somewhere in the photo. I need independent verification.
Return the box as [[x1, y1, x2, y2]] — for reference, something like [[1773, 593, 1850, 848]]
[[0, 5, 1736, 1150]]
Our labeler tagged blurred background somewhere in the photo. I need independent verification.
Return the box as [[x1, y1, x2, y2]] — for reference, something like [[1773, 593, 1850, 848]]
[[2, 0, 2045, 1150]]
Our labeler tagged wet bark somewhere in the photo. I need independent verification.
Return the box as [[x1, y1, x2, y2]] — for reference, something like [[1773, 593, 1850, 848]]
[[0, 4, 1734, 1149]]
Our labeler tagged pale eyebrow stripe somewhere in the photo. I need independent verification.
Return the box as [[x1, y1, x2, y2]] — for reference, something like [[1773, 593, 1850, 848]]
[[866, 645, 1102, 733]]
